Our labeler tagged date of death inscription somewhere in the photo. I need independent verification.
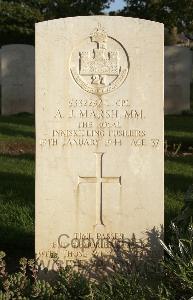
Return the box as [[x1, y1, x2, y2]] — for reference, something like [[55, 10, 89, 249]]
[[39, 98, 161, 148]]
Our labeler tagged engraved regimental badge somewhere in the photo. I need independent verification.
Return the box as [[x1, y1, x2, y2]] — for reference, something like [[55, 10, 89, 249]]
[[70, 24, 129, 95]]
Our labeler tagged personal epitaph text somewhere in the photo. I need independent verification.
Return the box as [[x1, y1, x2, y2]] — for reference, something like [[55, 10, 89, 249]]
[[36, 16, 164, 270]]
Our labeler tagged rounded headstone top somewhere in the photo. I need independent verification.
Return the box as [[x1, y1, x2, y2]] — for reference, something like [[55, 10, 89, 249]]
[[35, 15, 164, 28]]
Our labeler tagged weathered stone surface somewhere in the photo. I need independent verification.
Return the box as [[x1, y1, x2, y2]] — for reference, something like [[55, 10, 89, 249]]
[[35, 16, 164, 270], [0, 48, 2, 87], [1, 44, 35, 115], [164, 46, 192, 114]]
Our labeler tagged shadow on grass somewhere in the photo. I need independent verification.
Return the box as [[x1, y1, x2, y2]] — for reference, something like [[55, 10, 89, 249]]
[[0, 152, 35, 262], [165, 155, 193, 167], [0, 224, 34, 272], [0, 113, 35, 127], [0, 171, 35, 203], [165, 156, 193, 196], [0, 126, 35, 139], [165, 173, 193, 194], [165, 135, 193, 148], [0, 169, 35, 270], [0, 153, 35, 161], [165, 115, 193, 133], [164, 156, 193, 228]]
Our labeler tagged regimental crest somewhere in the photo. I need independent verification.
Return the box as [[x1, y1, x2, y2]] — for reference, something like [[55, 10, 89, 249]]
[[70, 24, 129, 95]]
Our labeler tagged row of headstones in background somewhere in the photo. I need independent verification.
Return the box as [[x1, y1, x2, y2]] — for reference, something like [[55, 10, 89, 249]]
[[0, 44, 192, 116], [0, 44, 35, 115], [164, 46, 192, 114]]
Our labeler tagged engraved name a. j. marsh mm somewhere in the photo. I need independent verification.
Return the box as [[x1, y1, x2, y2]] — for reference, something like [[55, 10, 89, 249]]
[[70, 24, 129, 95]]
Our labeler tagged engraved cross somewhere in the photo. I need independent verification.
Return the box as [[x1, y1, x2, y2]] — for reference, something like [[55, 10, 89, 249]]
[[78, 153, 121, 227]]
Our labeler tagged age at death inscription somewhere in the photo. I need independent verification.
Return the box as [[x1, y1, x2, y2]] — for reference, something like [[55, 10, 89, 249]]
[[39, 97, 161, 148]]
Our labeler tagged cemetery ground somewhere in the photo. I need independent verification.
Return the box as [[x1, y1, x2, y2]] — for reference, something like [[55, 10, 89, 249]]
[[0, 112, 193, 298]]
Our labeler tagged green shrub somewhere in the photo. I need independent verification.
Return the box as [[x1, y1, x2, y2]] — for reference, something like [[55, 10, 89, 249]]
[[160, 223, 193, 300], [0, 222, 193, 299]]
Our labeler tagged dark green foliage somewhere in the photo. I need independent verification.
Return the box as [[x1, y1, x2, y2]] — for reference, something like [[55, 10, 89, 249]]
[[93, 272, 147, 299], [0, 0, 112, 45], [56, 266, 91, 299], [117, 0, 193, 33], [160, 223, 193, 299], [111, 0, 193, 44], [0, 253, 91, 299], [0, 1, 43, 45], [175, 184, 193, 226]]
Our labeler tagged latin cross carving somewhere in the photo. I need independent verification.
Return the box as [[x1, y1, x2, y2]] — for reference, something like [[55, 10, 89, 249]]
[[78, 152, 121, 227]]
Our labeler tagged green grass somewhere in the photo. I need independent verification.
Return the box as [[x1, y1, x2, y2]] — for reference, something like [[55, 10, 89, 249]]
[[0, 154, 34, 253], [165, 115, 193, 148], [0, 114, 192, 265], [0, 113, 35, 142], [165, 156, 193, 223], [164, 115, 193, 238], [191, 82, 193, 110], [0, 114, 35, 266]]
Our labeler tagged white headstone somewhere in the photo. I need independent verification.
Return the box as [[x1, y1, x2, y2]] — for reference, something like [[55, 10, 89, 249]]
[[164, 46, 192, 114], [1, 44, 35, 115], [36, 16, 164, 270]]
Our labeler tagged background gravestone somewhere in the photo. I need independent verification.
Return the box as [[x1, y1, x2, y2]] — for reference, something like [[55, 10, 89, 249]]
[[1, 44, 35, 115], [164, 46, 192, 114], [36, 16, 164, 270], [0, 49, 1, 111]]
